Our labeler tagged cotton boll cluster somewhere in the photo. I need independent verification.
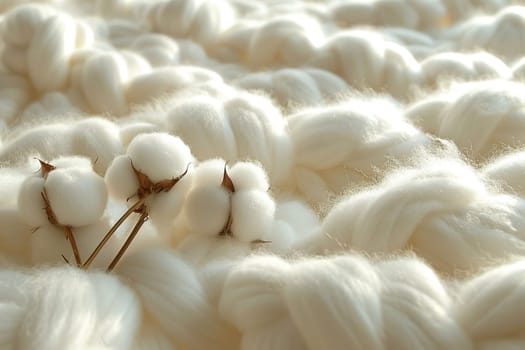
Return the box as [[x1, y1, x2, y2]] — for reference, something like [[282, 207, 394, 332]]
[[105, 132, 193, 239], [178, 160, 275, 244], [331, 0, 446, 29], [1, 5, 93, 92], [235, 68, 348, 108], [165, 91, 293, 185], [421, 52, 511, 87], [406, 80, 525, 161], [219, 254, 471, 350], [296, 158, 525, 274], [16, 156, 113, 267], [288, 97, 432, 204], [0, 117, 123, 174], [0, 266, 141, 349], [310, 30, 421, 99]]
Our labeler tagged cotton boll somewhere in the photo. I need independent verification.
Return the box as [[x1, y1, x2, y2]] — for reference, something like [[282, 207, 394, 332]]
[[81, 51, 128, 115], [17, 176, 48, 227], [231, 190, 275, 242], [147, 170, 193, 236], [105, 155, 139, 200], [117, 248, 239, 350], [228, 161, 269, 192], [127, 132, 192, 183], [183, 185, 230, 236], [189, 158, 225, 186], [455, 261, 525, 342], [44, 167, 107, 227]]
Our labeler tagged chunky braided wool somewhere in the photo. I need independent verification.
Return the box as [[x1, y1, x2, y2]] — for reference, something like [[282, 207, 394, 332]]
[[2, 0, 525, 349]]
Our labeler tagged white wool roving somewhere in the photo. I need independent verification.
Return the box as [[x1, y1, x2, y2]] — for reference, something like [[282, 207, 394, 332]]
[[482, 150, 525, 197], [1, 267, 141, 350], [219, 254, 471, 350], [166, 91, 293, 185], [288, 96, 432, 204], [454, 6, 525, 63], [406, 80, 525, 161], [421, 52, 511, 87], [235, 68, 349, 108], [5, 0, 525, 348], [309, 30, 421, 98], [330, 0, 446, 29], [296, 158, 525, 274], [116, 247, 240, 350], [0, 117, 123, 174]]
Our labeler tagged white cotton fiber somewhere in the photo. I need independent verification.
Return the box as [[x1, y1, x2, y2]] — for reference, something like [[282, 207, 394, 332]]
[[127, 132, 192, 183], [230, 190, 275, 242], [104, 154, 139, 200], [131, 33, 180, 67], [229, 161, 269, 192], [147, 170, 193, 236], [119, 122, 160, 148], [44, 167, 107, 227], [17, 176, 48, 227], [176, 235, 251, 266], [183, 185, 231, 236]]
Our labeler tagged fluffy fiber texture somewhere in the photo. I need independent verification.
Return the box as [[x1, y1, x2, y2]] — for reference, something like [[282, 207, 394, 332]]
[[2, 0, 525, 349]]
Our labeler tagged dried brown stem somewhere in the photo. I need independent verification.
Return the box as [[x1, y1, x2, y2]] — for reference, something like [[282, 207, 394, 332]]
[[82, 198, 146, 268], [64, 226, 82, 266], [106, 210, 148, 272]]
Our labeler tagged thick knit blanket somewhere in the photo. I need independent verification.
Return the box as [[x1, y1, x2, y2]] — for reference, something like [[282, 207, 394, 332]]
[[1, 0, 525, 349]]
